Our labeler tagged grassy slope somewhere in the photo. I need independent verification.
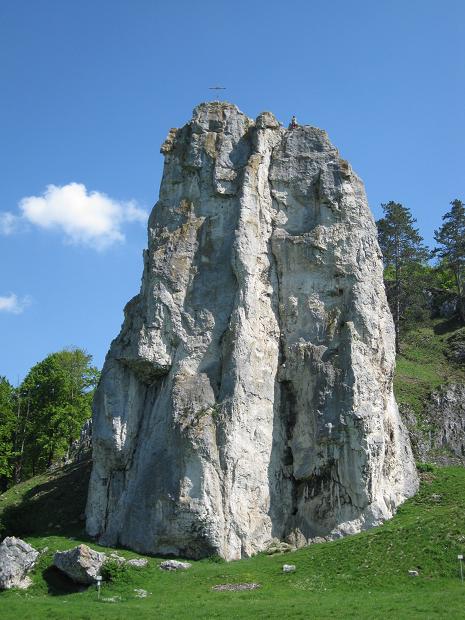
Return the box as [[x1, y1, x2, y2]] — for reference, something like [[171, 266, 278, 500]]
[[394, 317, 465, 415], [1, 463, 465, 618]]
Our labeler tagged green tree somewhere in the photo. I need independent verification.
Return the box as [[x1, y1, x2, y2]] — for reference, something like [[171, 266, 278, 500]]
[[16, 348, 99, 479], [0, 377, 16, 491], [433, 199, 465, 321], [376, 201, 429, 351]]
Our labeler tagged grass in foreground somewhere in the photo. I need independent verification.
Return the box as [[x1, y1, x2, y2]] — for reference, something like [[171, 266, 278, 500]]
[[1, 463, 465, 618]]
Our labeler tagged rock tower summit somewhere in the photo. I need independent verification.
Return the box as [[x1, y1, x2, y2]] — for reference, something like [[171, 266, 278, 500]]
[[86, 102, 418, 560]]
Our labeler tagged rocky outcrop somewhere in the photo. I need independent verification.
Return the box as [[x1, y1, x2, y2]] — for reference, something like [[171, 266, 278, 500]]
[[401, 384, 465, 465], [0, 537, 39, 590], [54, 544, 105, 584], [70, 419, 92, 463], [446, 330, 465, 364], [56, 419, 92, 468], [86, 102, 418, 560]]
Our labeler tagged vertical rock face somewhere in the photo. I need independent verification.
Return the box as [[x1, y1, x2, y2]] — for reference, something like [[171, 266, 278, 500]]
[[86, 102, 418, 560]]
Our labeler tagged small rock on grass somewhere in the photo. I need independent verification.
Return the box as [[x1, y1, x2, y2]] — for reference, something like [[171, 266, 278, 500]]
[[134, 588, 150, 598], [283, 564, 296, 572], [159, 559, 191, 571], [408, 570, 419, 577], [127, 558, 148, 568]]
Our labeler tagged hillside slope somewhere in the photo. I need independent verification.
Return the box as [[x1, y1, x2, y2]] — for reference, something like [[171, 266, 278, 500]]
[[1, 462, 465, 618], [394, 317, 465, 415], [394, 317, 465, 464]]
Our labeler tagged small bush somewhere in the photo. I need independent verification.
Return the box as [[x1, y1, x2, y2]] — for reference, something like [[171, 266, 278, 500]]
[[101, 559, 131, 583], [416, 462, 434, 473]]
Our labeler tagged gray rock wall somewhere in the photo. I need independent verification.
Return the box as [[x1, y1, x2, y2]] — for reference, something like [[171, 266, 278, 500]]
[[86, 102, 418, 560], [401, 383, 465, 465]]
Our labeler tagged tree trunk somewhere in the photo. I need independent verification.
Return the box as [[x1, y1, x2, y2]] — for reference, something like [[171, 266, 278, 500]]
[[394, 248, 401, 354], [453, 267, 465, 322], [14, 398, 30, 484]]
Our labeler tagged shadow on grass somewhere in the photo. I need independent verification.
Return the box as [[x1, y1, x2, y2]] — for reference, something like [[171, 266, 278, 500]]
[[433, 316, 463, 335], [0, 460, 92, 539], [42, 565, 89, 596]]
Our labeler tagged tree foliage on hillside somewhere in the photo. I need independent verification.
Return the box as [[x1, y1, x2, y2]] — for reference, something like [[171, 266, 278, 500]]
[[0, 378, 16, 490], [376, 201, 429, 351], [433, 199, 465, 320], [0, 348, 99, 490]]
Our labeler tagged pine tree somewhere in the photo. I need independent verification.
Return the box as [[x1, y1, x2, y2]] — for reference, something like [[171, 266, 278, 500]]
[[433, 199, 465, 321], [376, 201, 429, 352]]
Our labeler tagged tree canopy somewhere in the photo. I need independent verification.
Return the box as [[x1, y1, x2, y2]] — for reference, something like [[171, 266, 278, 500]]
[[0, 377, 15, 489], [0, 348, 99, 489], [376, 201, 429, 350], [433, 199, 465, 320]]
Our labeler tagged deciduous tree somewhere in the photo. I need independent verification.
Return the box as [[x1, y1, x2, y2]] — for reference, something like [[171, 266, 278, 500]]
[[7, 348, 99, 483]]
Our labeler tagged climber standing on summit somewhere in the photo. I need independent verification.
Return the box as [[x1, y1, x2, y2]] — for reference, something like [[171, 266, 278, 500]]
[[289, 115, 298, 129]]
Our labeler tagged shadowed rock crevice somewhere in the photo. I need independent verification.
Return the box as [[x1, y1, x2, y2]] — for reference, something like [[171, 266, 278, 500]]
[[86, 102, 418, 560]]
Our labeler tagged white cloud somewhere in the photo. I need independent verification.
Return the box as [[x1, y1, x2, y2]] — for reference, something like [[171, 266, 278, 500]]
[[0, 293, 31, 315], [0, 212, 18, 235], [0, 183, 147, 250]]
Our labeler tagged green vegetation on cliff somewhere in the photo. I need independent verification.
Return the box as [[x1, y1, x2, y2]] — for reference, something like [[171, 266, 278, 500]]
[[394, 317, 465, 415]]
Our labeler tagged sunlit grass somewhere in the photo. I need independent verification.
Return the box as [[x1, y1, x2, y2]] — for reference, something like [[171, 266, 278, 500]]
[[2, 464, 465, 618]]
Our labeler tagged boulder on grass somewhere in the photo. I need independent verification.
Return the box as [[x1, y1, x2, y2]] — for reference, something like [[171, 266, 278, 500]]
[[0, 536, 39, 590], [54, 544, 106, 584]]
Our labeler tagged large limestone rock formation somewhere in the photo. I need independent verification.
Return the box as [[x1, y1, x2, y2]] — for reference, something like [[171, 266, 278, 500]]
[[86, 102, 418, 560]]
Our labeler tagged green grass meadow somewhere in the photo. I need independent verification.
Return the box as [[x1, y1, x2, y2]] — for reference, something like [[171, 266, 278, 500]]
[[1, 462, 465, 618]]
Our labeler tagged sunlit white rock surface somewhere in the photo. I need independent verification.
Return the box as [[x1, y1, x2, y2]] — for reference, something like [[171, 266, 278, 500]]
[[86, 102, 418, 560]]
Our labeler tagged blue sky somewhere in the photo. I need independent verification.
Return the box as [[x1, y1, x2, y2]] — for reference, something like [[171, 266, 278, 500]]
[[1, 0, 464, 383]]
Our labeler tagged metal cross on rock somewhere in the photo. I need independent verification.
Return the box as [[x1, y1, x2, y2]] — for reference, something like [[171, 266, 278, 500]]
[[209, 86, 226, 101]]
